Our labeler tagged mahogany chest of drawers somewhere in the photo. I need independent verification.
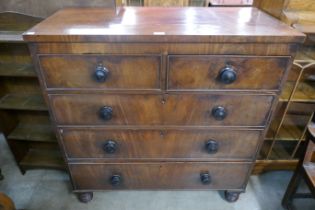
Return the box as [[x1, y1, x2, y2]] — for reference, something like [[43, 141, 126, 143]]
[[23, 7, 305, 203]]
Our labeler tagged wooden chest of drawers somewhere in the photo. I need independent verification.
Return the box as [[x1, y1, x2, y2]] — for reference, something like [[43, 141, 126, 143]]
[[23, 7, 305, 203]]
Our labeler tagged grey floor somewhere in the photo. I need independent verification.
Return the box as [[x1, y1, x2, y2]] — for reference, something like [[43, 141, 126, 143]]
[[0, 134, 314, 210]]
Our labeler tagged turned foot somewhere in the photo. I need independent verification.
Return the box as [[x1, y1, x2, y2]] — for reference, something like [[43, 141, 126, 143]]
[[224, 191, 241, 203], [77, 192, 93, 203]]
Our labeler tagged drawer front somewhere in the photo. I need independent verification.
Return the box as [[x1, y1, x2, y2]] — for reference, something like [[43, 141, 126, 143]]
[[69, 162, 250, 190], [39, 55, 161, 90], [168, 55, 289, 90], [62, 129, 262, 160], [50, 94, 274, 126]]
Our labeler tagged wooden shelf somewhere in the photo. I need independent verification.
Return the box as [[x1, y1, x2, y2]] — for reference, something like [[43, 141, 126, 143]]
[[0, 94, 47, 111], [20, 148, 64, 170], [8, 122, 56, 143], [266, 124, 304, 141], [260, 140, 297, 160], [280, 81, 315, 102], [266, 114, 308, 141], [253, 159, 298, 175], [0, 63, 36, 77]]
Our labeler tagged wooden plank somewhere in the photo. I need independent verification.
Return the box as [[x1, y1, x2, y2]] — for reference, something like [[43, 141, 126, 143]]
[[8, 122, 56, 143], [0, 63, 36, 77], [0, 31, 24, 42], [252, 159, 298, 175], [280, 81, 315, 102], [144, 0, 189, 6], [259, 140, 298, 159], [266, 124, 304, 141], [22, 7, 305, 43], [0, 94, 47, 111], [286, 0, 315, 11], [266, 114, 308, 141], [20, 148, 64, 170]]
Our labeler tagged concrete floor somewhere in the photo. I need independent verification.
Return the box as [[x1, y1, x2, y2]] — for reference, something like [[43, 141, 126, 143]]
[[0, 134, 314, 210]]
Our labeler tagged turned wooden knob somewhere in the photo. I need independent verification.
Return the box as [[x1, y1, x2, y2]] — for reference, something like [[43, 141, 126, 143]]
[[211, 106, 227, 120], [99, 106, 113, 121], [205, 140, 219, 154], [94, 64, 109, 82], [200, 172, 211, 185], [103, 140, 117, 154], [110, 175, 122, 186], [218, 66, 237, 84]]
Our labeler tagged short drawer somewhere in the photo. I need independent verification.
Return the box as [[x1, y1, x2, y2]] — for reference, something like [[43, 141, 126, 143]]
[[39, 55, 161, 90], [168, 55, 290, 90], [69, 162, 251, 190], [50, 94, 274, 126], [61, 129, 262, 161]]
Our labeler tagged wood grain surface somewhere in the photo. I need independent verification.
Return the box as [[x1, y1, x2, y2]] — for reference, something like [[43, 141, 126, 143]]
[[69, 162, 251, 190], [61, 129, 262, 161], [23, 7, 305, 43], [50, 94, 274, 126]]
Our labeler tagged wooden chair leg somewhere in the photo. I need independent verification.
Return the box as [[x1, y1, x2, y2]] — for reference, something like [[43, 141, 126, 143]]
[[0, 193, 16, 210], [282, 168, 303, 210]]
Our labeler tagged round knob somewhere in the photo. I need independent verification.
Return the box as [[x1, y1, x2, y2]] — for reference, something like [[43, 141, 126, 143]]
[[200, 172, 211, 185], [99, 106, 113, 121], [94, 65, 109, 82], [211, 106, 227, 120], [110, 175, 122, 186], [103, 140, 117, 154], [218, 66, 237, 84], [205, 140, 219, 154]]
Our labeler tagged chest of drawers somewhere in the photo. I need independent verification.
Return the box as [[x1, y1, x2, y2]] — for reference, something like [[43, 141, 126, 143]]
[[23, 7, 305, 203]]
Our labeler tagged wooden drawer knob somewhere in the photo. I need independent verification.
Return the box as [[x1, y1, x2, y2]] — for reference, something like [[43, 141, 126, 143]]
[[103, 140, 117, 154], [211, 106, 227, 120], [94, 64, 109, 82], [110, 175, 122, 186], [219, 66, 237, 84], [205, 140, 219, 154], [99, 106, 113, 121], [200, 172, 211, 185]]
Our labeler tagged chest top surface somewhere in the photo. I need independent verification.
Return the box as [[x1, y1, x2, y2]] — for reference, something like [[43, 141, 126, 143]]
[[23, 7, 305, 43]]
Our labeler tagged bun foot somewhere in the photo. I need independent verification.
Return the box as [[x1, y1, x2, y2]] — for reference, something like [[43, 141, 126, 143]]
[[77, 192, 93, 203], [224, 191, 240, 202]]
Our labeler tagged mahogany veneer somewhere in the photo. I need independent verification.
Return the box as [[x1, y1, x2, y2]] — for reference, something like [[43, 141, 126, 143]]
[[23, 7, 305, 203]]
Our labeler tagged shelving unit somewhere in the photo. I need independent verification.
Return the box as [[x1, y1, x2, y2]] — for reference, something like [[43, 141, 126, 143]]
[[0, 12, 64, 174], [251, 0, 315, 174], [254, 50, 315, 173]]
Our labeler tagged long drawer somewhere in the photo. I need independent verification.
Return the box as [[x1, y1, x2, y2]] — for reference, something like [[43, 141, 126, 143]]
[[50, 94, 274, 126], [69, 162, 251, 190], [168, 55, 289, 91], [61, 129, 262, 161], [39, 54, 161, 90]]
